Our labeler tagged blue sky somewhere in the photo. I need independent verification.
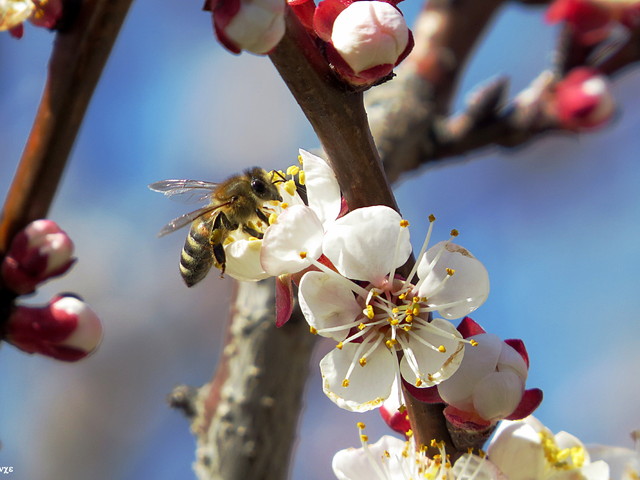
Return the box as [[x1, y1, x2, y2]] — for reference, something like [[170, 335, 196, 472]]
[[1, 1, 639, 479]]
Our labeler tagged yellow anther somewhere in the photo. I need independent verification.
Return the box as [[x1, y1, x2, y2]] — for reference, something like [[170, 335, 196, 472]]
[[438, 345, 447, 353], [365, 305, 375, 319], [446, 268, 456, 276], [280, 202, 289, 209], [427, 373, 436, 382], [412, 306, 420, 316], [284, 179, 297, 196], [385, 339, 398, 349], [405, 314, 414, 323], [359, 357, 367, 366], [268, 213, 278, 225], [357, 422, 366, 429], [400, 219, 410, 228], [299, 251, 307, 259], [342, 379, 350, 387], [360, 434, 369, 442], [406, 429, 413, 438], [403, 325, 412, 331], [415, 378, 423, 387], [297, 154, 303, 165], [384, 450, 390, 458], [398, 293, 406, 300], [470, 339, 479, 347], [392, 307, 400, 314], [286, 165, 300, 176], [336, 342, 343, 350], [358, 323, 367, 330], [412, 296, 420, 303], [450, 229, 459, 237], [298, 170, 305, 185], [428, 214, 436, 223], [430, 439, 438, 448], [389, 319, 400, 326], [309, 326, 318, 335]]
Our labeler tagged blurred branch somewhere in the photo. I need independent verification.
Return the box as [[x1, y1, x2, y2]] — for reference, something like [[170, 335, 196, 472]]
[[0, 0, 134, 254], [174, 279, 316, 480]]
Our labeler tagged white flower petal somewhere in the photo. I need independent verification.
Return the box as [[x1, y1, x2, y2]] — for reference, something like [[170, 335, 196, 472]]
[[298, 149, 341, 228], [332, 435, 407, 480], [452, 453, 506, 480], [224, 237, 270, 281], [0, 0, 35, 31], [323, 206, 411, 285], [497, 342, 529, 382], [320, 341, 396, 412], [224, 0, 285, 54], [437, 333, 502, 408], [472, 370, 524, 422], [260, 205, 323, 275], [488, 421, 546, 480], [417, 241, 489, 319], [298, 271, 362, 342], [399, 318, 464, 387]]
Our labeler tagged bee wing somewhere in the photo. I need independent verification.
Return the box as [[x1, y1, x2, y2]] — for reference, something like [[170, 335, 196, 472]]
[[149, 179, 220, 204], [156, 205, 221, 237]]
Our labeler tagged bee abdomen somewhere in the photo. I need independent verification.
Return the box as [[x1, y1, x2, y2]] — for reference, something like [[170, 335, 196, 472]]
[[180, 227, 214, 287]]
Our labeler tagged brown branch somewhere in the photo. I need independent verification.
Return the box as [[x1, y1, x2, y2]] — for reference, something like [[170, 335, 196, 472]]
[[176, 279, 316, 480], [0, 0, 134, 254], [269, 8, 399, 212]]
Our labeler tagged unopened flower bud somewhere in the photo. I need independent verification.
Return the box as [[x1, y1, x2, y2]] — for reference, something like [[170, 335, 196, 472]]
[[314, 0, 413, 86], [29, 0, 62, 29], [1, 220, 75, 295], [554, 67, 615, 130], [209, 0, 286, 54], [5, 294, 103, 361]]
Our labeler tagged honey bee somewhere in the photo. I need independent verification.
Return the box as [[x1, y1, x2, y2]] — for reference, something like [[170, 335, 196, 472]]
[[150, 168, 283, 287]]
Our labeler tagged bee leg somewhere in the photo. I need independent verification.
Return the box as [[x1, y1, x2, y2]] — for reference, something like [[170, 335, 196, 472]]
[[242, 224, 264, 240], [212, 242, 226, 277], [255, 208, 270, 224]]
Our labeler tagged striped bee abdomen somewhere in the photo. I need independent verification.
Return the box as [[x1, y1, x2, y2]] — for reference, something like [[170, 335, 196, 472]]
[[180, 220, 214, 287]]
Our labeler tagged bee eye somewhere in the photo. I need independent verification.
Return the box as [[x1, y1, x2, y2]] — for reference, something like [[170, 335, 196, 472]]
[[251, 178, 268, 195]]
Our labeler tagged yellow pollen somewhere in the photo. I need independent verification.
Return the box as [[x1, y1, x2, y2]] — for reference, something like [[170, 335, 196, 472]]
[[403, 325, 412, 331], [385, 339, 398, 349], [412, 296, 419, 303], [392, 307, 400, 314], [405, 314, 414, 323], [358, 323, 367, 330], [297, 154, 303, 165], [286, 165, 300, 176], [336, 342, 343, 350], [268, 213, 278, 225], [398, 293, 406, 300], [428, 214, 436, 223], [446, 268, 456, 276], [365, 305, 375, 319], [412, 306, 420, 315], [357, 422, 366, 429], [359, 357, 367, 366], [450, 229, 459, 237], [406, 429, 413, 437], [400, 219, 410, 228], [360, 434, 369, 442], [280, 202, 289, 209], [299, 251, 307, 259], [438, 345, 447, 353], [284, 179, 297, 196], [342, 379, 350, 387], [309, 326, 318, 335], [470, 339, 479, 347], [384, 450, 390, 458], [389, 319, 400, 326], [298, 170, 306, 185], [415, 378, 423, 387]]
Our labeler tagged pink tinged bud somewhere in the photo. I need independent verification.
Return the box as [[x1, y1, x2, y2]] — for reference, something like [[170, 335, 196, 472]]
[[1, 220, 75, 295], [314, 0, 413, 86], [546, 0, 614, 45], [379, 403, 411, 436], [6, 295, 103, 361], [288, 0, 316, 30], [275, 274, 294, 327], [554, 67, 615, 130], [0, 0, 34, 31], [212, 0, 286, 54]]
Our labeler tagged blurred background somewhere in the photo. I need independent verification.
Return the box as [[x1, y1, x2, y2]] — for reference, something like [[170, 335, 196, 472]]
[[1, 1, 639, 479]]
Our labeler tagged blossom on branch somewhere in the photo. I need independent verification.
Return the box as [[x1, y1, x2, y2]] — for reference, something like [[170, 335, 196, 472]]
[[204, 0, 286, 54], [546, 0, 640, 45], [588, 430, 640, 480], [1, 219, 75, 295], [5, 294, 103, 362], [553, 67, 615, 130], [332, 423, 503, 480], [488, 417, 611, 480]]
